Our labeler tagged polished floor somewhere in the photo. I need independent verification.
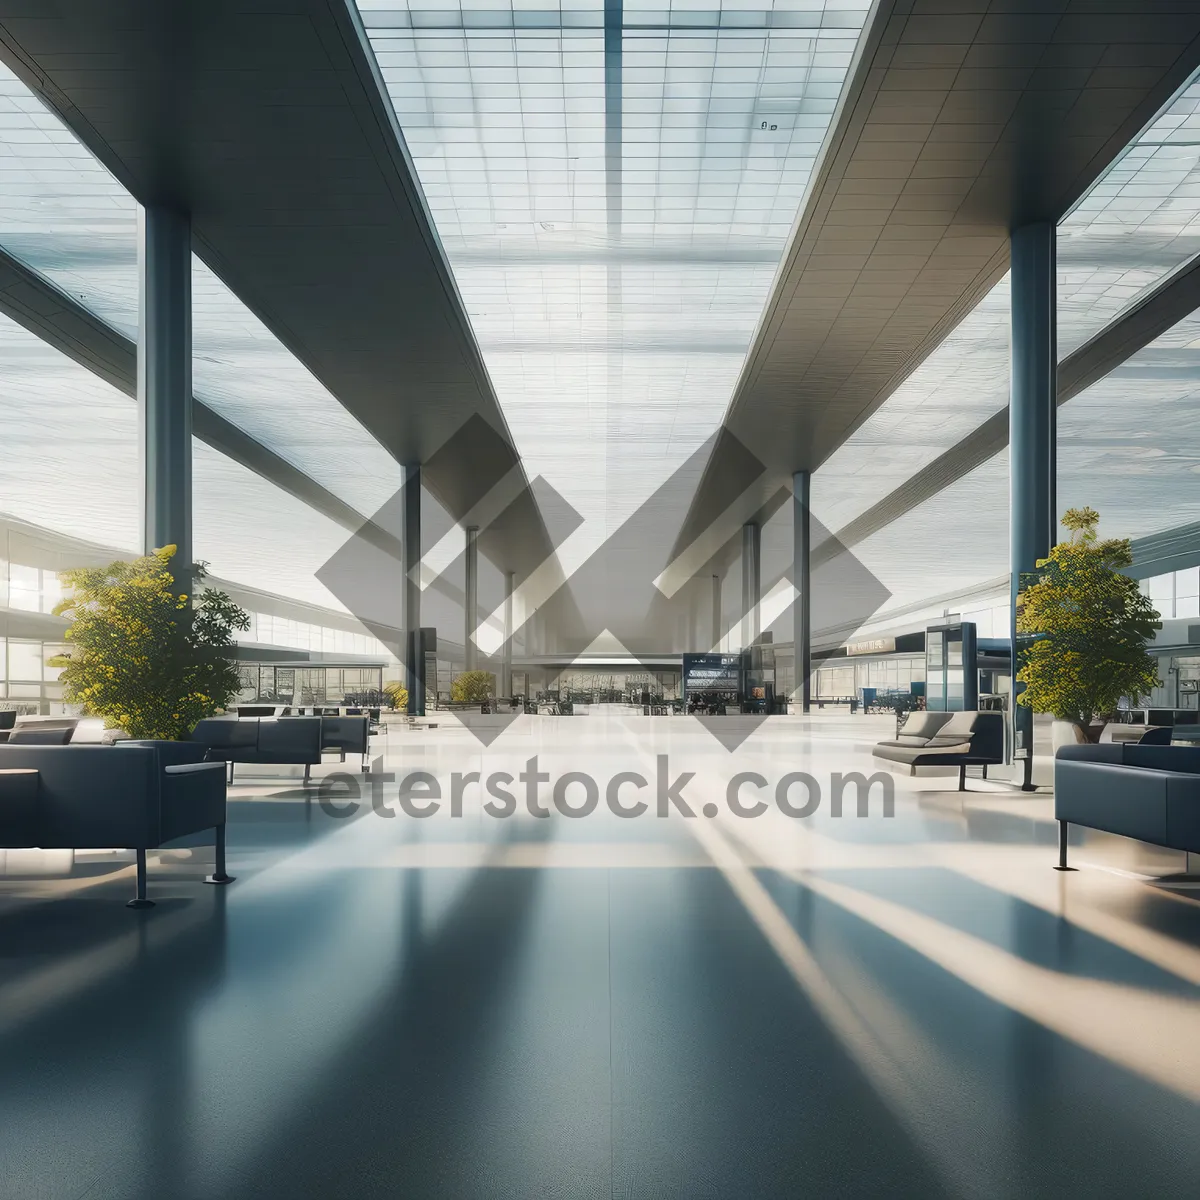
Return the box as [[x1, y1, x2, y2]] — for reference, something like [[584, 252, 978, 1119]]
[[1, 711, 1199, 1199]]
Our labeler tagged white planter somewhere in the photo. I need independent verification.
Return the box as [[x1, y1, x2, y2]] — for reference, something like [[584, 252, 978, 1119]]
[[1051, 720, 1089, 751]]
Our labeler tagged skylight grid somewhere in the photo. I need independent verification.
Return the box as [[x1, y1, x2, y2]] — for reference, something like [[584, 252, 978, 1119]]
[[1059, 71, 1200, 355], [815, 65, 1200, 544], [0, 64, 139, 338], [362, 0, 869, 534]]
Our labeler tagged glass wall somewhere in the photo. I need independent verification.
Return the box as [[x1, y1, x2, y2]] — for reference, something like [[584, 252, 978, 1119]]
[[234, 664, 386, 706], [1140, 567, 1200, 620], [0, 638, 69, 710], [813, 654, 925, 700], [243, 610, 387, 657], [0, 561, 62, 614]]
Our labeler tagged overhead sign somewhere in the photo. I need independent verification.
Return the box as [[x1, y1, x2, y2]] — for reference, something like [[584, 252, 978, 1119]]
[[846, 637, 896, 656]]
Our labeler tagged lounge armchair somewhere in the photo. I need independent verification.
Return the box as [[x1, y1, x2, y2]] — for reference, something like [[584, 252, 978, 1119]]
[[1053, 743, 1200, 869], [0, 740, 230, 907], [873, 710, 1005, 789]]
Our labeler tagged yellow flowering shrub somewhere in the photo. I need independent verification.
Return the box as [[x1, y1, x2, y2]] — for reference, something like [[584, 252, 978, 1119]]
[[1016, 508, 1161, 731], [51, 546, 250, 741], [451, 670, 495, 703]]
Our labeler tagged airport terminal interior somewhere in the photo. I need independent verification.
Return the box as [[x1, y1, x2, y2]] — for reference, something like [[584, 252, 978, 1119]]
[[2, 2, 1200, 1197]]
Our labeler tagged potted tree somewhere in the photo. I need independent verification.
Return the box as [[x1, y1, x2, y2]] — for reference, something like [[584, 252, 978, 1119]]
[[52, 546, 250, 741], [451, 670, 496, 713], [1016, 508, 1161, 747]]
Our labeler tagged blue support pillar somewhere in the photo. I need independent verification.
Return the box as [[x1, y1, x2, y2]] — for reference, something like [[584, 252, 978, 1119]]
[[741, 522, 760, 649], [464, 526, 479, 671], [138, 205, 192, 576], [403, 464, 424, 716], [711, 573, 721, 651], [501, 569, 514, 698], [793, 470, 811, 714], [1010, 222, 1057, 785]]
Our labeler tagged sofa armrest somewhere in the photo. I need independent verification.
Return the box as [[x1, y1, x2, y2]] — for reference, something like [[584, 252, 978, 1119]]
[[159, 762, 227, 842]]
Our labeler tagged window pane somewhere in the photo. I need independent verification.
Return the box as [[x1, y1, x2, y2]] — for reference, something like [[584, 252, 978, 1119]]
[[8, 641, 42, 681], [9, 564, 39, 612]]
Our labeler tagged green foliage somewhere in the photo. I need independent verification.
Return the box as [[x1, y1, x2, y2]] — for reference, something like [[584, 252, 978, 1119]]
[[51, 546, 250, 741], [1016, 508, 1160, 729], [451, 670, 495, 704], [382, 680, 409, 711]]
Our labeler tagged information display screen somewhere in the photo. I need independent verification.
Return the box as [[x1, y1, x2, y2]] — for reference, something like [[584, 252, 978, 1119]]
[[682, 653, 742, 694]]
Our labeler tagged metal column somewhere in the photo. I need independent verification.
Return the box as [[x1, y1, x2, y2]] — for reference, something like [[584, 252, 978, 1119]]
[[138, 205, 192, 576], [741, 523, 760, 648], [1010, 222, 1056, 780], [464, 526, 479, 671], [711, 574, 721, 651], [793, 470, 811, 713], [501, 570, 514, 698], [403, 464, 424, 716]]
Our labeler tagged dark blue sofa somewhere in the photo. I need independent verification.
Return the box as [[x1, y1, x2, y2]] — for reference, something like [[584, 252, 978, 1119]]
[[191, 715, 370, 779], [190, 716, 323, 782], [0, 741, 230, 906], [1054, 743, 1200, 869]]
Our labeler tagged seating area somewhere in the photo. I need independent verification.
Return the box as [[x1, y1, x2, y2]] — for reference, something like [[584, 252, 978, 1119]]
[[0, 740, 230, 906], [872, 710, 1006, 790], [189, 714, 372, 782]]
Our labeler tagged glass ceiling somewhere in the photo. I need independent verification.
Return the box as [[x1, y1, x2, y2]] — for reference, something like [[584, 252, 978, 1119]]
[[5, 5, 1198, 629], [0, 63, 403, 525], [359, 0, 871, 544], [814, 66, 1200, 540]]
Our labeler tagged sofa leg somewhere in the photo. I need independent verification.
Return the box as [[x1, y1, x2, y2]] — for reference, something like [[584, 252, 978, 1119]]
[[126, 848, 155, 909], [1054, 819, 1077, 871], [228, 761, 235, 786], [304, 763, 312, 784], [982, 764, 988, 780], [958, 763, 966, 791], [205, 823, 236, 885]]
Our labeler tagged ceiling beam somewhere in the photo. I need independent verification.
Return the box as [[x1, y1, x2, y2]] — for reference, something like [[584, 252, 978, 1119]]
[[675, 0, 1200, 557], [827, 248, 1200, 557], [0, 0, 559, 574], [0, 243, 404, 561]]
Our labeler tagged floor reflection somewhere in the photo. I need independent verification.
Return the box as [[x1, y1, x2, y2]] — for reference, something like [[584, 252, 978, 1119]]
[[0, 712, 1197, 1198]]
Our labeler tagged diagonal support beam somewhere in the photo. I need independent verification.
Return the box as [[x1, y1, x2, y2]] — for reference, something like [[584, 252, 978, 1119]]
[[0, 243, 404, 562], [827, 250, 1200, 558]]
